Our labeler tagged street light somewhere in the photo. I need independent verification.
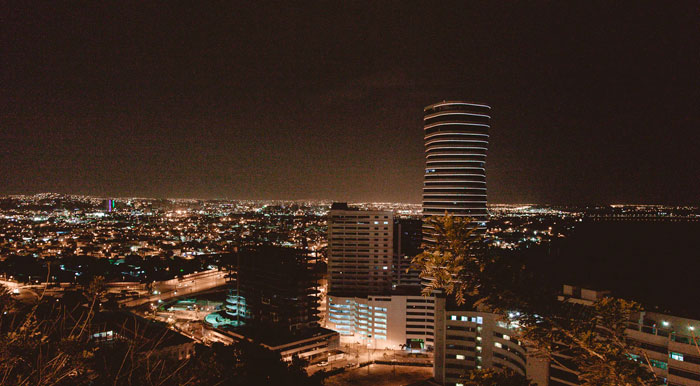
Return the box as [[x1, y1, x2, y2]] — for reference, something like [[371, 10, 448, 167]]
[[367, 342, 373, 375]]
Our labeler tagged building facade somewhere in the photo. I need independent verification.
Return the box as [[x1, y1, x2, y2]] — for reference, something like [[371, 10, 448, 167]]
[[393, 217, 423, 288], [326, 293, 435, 350], [210, 246, 339, 364], [626, 312, 700, 386], [421, 101, 527, 384], [223, 246, 319, 332], [327, 203, 394, 296], [433, 296, 528, 385], [550, 285, 700, 386], [325, 205, 433, 350], [423, 100, 490, 241]]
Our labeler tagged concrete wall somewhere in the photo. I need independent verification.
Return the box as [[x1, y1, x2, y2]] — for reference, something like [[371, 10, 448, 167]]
[[326, 294, 434, 350]]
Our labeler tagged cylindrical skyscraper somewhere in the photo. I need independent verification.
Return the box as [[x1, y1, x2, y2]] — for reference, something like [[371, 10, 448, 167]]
[[422, 101, 490, 243]]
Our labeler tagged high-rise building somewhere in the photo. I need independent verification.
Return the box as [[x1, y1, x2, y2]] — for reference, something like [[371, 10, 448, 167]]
[[393, 218, 423, 288], [223, 246, 319, 331], [327, 203, 394, 296], [422, 101, 527, 385], [325, 204, 434, 349], [422, 101, 490, 242], [210, 246, 339, 362]]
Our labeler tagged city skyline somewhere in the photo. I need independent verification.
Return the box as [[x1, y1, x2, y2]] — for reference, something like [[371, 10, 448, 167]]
[[3, 2, 699, 204], [2, 3, 700, 385]]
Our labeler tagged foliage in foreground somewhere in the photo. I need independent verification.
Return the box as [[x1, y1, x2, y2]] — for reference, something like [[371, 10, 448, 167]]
[[411, 215, 660, 386], [462, 368, 534, 386], [410, 215, 487, 305], [0, 283, 322, 386]]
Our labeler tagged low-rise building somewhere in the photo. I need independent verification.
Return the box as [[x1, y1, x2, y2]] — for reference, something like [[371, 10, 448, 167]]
[[548, 285, 700, 386], [327, 291, 435, 350], [90, 311, 196, 361], [212, 325, 340, 362]]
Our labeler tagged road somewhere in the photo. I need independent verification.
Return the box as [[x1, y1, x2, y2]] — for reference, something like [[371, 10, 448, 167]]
[[307, 343, 432, 375], [3, 269, 228, 307], [118, 269, 228, 307]]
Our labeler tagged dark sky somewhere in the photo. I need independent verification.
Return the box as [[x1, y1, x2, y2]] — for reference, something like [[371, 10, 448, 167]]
[[2, 2, 699, 204]]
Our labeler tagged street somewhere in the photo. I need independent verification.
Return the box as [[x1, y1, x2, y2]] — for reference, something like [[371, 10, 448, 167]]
[[323, 364, 433, 386], [307, 342, 432, 375]]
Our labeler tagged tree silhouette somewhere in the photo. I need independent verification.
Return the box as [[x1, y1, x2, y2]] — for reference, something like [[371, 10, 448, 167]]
[[462, 368, 534, 386], [411, 215, 658, 386]]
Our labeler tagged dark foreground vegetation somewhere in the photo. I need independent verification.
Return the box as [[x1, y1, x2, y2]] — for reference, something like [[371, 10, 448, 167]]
[[0, 283, 324, 386]]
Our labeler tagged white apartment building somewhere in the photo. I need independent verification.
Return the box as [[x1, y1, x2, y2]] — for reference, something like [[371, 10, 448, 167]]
[[326, 293, 435, 350], [549, 285, 700, 386], [432, 296, 528, 385], [327, 204, 393, 295]]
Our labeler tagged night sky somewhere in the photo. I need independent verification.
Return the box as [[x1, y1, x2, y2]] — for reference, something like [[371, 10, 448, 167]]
[[2, 2, 699, 204]]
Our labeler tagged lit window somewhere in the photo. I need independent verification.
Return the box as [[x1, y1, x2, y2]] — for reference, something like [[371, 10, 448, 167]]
[[670, 352, 684, 361], [494, 342, 502, 348], [451, 315, 457, 321], [503, 334, 510, 340], [649, 359, 667, 370], [476, 316, 483, 324], [460, 316, 468, 322], [456, 354, 465, 360]]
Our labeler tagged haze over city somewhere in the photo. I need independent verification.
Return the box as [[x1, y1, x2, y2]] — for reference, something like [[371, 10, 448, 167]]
[[3, 2, 699, 204]]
